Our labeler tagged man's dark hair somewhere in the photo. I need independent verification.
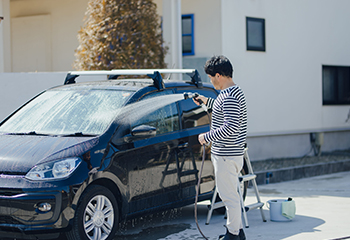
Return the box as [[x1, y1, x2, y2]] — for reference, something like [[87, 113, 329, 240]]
[[204, 55, 233, 78]]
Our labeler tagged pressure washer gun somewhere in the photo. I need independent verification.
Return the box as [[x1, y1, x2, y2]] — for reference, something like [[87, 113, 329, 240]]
[[183, 92, 208, 112]]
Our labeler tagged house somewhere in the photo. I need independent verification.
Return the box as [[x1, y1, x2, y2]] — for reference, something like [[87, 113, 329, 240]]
[[0, 0, 349, 160]]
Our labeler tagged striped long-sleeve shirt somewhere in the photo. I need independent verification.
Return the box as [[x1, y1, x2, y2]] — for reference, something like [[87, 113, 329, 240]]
[[204, 85, 247, 156]]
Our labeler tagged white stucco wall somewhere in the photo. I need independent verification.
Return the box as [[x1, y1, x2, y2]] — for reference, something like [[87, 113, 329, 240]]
[[154, 0, 222, 58], [181, 0, 222, 58], [9, 0, 89, 72], [220, 0, 350, 136]]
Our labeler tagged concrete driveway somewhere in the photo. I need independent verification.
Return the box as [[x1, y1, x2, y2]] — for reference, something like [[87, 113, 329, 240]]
[[114, 171, 350, 240]]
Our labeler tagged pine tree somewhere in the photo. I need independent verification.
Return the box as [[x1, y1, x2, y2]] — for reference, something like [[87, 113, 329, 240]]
[[74, 0, 167, 71]]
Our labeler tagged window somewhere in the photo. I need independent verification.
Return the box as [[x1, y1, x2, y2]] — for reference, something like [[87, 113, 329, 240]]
[[132, 90, 179, 135], [182, 14, 194, 56], [176, 88, 218, 129], [323, 66, 350, 105], [246, 17, 265, 51]]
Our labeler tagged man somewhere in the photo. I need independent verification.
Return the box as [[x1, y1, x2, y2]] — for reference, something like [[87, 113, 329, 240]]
[[194, 55, 247, 240]]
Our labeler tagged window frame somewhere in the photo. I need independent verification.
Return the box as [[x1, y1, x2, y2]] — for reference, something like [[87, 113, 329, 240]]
[[182, 14, 195, 56], [322, 65, 350, 105], [246, 17, 266, 52]]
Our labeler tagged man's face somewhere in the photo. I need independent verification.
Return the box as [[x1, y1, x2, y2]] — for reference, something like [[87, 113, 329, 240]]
[[208, 73, 221, 90]]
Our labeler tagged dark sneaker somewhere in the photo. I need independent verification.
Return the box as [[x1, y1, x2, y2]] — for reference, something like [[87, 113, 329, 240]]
[[218, 231, 240, 240], [239, 228, 246, 240]]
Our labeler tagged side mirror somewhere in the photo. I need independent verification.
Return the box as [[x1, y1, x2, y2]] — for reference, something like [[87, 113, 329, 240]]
[[123, 125, 156, 143], [131, 125, 156, 137]]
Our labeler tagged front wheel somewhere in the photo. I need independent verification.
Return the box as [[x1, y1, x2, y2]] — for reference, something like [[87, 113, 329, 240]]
[[66, 185, 119, 240]]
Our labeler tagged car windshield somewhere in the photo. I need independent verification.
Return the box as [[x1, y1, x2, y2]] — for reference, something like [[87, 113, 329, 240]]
[[0, 88, 134, 136]]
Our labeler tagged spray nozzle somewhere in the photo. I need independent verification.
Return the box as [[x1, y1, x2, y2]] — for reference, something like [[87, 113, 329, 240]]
[[183, 92, 199, 100], [183, 92, 207, 112]]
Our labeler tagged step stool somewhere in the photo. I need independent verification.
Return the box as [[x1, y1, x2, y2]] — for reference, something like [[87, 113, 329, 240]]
[[205, 145, 266, 227]]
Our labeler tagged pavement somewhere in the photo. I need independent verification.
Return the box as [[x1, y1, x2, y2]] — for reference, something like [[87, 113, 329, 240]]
[[114, 171, 350, 240]]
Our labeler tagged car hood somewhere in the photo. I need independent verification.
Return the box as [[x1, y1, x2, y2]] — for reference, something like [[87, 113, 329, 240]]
[[0, 135, 99, 174]]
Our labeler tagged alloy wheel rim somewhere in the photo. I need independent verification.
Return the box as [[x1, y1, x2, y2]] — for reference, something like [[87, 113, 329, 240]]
[[83, 195, 114, 240]]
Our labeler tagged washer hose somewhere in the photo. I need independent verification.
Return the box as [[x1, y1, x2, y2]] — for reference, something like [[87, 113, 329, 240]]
[[194, 144, 209, 240], [185, 92, 210, 239]]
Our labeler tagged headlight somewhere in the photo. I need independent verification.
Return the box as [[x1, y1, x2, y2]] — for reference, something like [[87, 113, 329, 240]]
[[26, 158, 82, 180]]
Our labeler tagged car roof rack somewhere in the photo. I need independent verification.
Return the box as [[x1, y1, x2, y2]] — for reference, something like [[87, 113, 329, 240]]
[[64, 69, 203, 90]]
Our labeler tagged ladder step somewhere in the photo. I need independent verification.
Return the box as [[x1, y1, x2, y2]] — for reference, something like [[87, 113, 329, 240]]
[[239, 174, 256, 182], [244, 202, 264, 212], [162, 170, 199, 176], [162, 169, 177, 174], [179, 169, 199, 177]]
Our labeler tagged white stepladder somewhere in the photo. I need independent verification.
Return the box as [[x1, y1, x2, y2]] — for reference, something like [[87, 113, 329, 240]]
[[206, 144, 266, 227]]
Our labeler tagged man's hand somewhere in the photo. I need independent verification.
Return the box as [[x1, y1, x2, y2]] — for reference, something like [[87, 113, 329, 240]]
[[193, 95, 208, 106], [198, 133, 207, 145]]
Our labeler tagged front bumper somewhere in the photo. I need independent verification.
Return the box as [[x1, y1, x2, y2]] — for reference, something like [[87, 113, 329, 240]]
[[0, 175, 74, 237], [0, 191, 61, 225]]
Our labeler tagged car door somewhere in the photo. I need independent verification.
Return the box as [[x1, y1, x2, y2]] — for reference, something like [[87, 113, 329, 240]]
[[175, 87, 218, 199], [110, 89, 182, 214]]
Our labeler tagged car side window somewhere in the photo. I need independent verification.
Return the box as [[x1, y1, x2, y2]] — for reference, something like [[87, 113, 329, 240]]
[[132, 90, 179, 135], [176, 88, 218, 129]]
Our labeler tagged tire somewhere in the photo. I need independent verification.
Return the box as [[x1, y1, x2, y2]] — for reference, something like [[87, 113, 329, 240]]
[[66, 185, 119, 240], [214, 161, 248, 214]]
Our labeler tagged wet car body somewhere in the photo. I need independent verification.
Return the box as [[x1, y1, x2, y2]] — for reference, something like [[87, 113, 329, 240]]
[[0, 70, 218, 239]]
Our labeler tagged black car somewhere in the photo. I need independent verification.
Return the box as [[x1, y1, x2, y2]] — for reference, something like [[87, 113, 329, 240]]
[[0, 69, 221, 240]]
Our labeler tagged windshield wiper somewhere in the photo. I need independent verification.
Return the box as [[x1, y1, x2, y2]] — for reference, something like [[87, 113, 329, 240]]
[[6, 131, 55, 136], [4, 131, 96, 137], [60, 132, 97, 137]]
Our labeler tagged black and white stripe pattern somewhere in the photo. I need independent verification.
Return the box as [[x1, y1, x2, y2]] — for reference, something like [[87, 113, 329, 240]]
[[204, 85, 247, 156]]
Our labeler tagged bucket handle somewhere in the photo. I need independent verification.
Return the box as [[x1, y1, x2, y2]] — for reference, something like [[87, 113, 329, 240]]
[[266, 200, 278, 209]]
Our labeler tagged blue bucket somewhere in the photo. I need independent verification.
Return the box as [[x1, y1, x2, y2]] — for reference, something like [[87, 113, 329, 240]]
[[267, 199, 295, 222]]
